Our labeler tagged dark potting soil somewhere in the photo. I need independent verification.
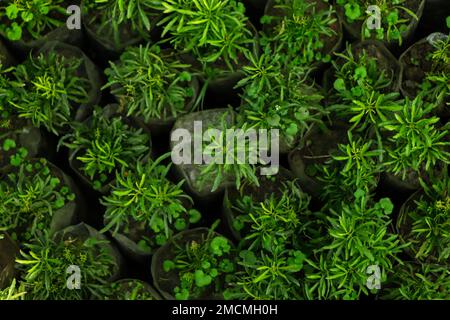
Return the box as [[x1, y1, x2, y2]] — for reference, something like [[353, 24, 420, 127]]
[[400, 41, 434, 97]]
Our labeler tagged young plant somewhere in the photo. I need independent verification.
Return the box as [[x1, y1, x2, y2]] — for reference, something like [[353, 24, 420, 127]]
[[101, 155, 201, 251], [261, 0, 338, 65], [224, 247, 306, 300], [237, 52, 326, 149], [232, 181, 313, 251], [9, 52, 91, 135], [0, 0, 67, 41], [331, 43, 398, 103], [398, 170, 450, 262], [83, 0, 160, 47], [0, 279, 26, 300], [196, 114, 261, 193], [103, 280, 157, 300], [59, 107, 150, 191], [304, 190, 408, 299], [103, 45, 197, 122], [331, 91, 402, 135], [336, 0, 419, 45], [16, 231, 115, 300], [417, 32, 450, 109], [224, 180, 316, 300], [382, 262, 450, 300], [162, 224, 235, 300], [157, 0, 254, 72], [381, 97, 450, 181], [0, 158, 76, 242], [314, 132, 382, 207]]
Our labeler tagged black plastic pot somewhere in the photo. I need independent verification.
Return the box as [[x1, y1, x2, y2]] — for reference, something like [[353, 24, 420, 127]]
[[222, 166, 295, 241], [0, 232, 18, 290], [288, 121, 349, 199], [1, 28, 83, 61], [151, 228, 231, 300], [170, 108, 236, 202], [381, 171, 421, 195], [0, 159, 83, 240], [336, 0, 425, 50], [36, 41, 102, 125], [81, 1, 161, 61], [323, 40, 401, 96], [399, 33, 449, 118], [396, 190, 422, 261], [135, 76, 200, 139], [0, 0, 84, 59], [68, 104, 152, 195], [53, 223, 124, 281], [263, 0, 343, 74], [104, 196, 193, 263], [0, 39, 15, 67], [195, 22, 260, 98], [109, 50, 201, 139], [47, 161, 84, 234]]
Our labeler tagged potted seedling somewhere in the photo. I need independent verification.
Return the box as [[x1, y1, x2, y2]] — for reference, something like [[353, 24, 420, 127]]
[[380, 97, 450, 192], [288, 121, 348, 199], [224, 247, 307, 300], [399, 28, 450, 118], [222, 167, 295, 240], [290, 128, 381, 203], [0, 0, 83, 56], [157, 0, 258, 94], [0, 158, 82, 243], [103, 44, 200, 137], [59, 105, 151, 194], [151, 223, 235, 300], [261, 0, 342, 72], [8, 41, 101, 136], [236, 52, 327, 153], [16, 223, 123, 300], [100, 154, 202, 262], [327, 41, 404, 148], [0, 64, 54, 163], [0, 233, 18, 290], [224, 177, 312, 299], [328, 41, 401, 103], [304, 191, 407, 299], [397, 169, 450, 263], [170, 108, 261, 201], [101, 279, 162, 300], [81, 0, 161, 60], [381, 262, 450, 299], [223, 177, 312, 242], [335, 0, 425, 47]]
